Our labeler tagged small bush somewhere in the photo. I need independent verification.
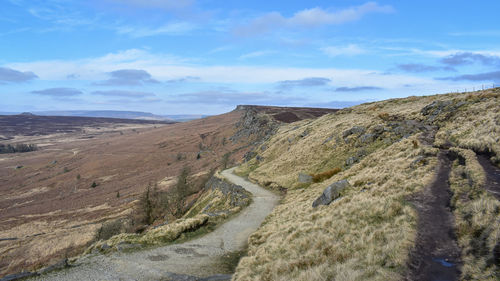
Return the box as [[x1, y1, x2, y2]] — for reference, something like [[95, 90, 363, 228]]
[[91, 181, 98, 188], [76, 174, 81, 180], [96, 220, 123, 241], [311, 167, 341, 183], [0, 143, 38, 154]]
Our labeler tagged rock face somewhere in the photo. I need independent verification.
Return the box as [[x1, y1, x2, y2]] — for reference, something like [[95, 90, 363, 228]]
[[312, 179, 350, 207], [230, 107, 279, 145]]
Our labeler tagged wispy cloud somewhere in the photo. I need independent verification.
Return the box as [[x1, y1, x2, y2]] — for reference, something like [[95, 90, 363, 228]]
[[91, 90, 155, 97], [116, 22, 196, 38], [174, 89, 273, 105], [31, 87, 83, 97], [278, 77, 331, 89], [335, 86, 383, 92], [437, 71, 500, 82], [105, 0, 195, 11], [440, 52, 500, 66], [0, 67, 38, 83], [397, 63, 455, 73], [321, 44, 365, 57], [94, 69, 159, 86], [233, 2, 394, 36], [239, 50, 276, 60], [165, 76, 200, 83]]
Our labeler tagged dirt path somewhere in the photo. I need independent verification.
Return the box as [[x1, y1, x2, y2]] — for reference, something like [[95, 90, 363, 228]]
[[406, 150, 461, 281], [30, 168, 279, 281], [476, 154, 500, 200]]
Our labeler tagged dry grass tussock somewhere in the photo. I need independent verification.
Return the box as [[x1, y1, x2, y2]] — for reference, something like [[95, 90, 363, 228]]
[[234, 89, 499, 280], [435, 88, 500, 161], [448, 148, 499, 280], [234, 135, 437, 280]]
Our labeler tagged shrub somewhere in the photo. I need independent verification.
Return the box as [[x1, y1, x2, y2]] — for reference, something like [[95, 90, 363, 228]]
[[91, 181, 98, 188], [311, 167, 341, 183], [0, 143, 38, 154], [96, 219, 123, 241]]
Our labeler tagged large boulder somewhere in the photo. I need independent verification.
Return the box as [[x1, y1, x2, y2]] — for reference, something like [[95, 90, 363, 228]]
[[312, 179, 350, 207]]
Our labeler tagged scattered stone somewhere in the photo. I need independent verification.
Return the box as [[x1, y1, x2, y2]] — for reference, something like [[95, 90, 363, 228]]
[[260, 144, 267, 151], [101, 243, 111, 250], [410, 156, 427, 168], [243, 151, 257, 162], [359, 133, 376, 143], [255, 155, 263, 162], [342, 126, 366, 138], [322, 135, 333, 144], [299, 129, 309, 138], [346, 156, 358, 166], [298, 173, 313, 183], [312, 179, 350, 207]]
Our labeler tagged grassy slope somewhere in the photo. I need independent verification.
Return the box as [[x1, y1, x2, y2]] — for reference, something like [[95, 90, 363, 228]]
[[233, 89, 500, 280]]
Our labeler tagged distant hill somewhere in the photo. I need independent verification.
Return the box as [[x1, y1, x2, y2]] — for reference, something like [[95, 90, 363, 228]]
[[0, 110, 207, 122]]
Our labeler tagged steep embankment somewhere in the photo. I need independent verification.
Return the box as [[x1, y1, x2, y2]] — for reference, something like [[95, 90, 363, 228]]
[[27, 168, 279, 280], [233, 89, 499, 280]]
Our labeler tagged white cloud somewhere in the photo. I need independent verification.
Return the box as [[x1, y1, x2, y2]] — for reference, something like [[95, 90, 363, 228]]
[[7, 49, 431, 88], [234, 2, 394, 36], [321, 44, 366, 57], [289, 3, 394, 26]]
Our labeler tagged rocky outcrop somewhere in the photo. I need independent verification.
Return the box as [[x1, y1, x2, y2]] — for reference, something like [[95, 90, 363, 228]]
[[312, 179, 350, 207], [204, 176, 251, 210], [230, 106, 279, 145], [421, 100, 467, 123]]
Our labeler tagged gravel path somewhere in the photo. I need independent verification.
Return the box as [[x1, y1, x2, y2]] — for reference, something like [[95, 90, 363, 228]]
[[31, 168, 279, 281]]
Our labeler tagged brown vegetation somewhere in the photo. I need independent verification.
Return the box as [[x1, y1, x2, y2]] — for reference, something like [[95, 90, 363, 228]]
[[310, 167, 341, 183]]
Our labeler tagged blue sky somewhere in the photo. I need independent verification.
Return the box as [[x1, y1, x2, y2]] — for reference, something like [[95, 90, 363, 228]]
[[1, 0, 499, 115]]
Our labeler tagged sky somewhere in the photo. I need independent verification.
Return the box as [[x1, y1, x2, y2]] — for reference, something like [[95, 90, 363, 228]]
[[1, 0, 499, 115]]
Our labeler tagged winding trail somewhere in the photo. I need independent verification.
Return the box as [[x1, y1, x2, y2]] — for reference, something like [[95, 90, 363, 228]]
[[407, 150, 461, 281], [31, 167, 279, 281]]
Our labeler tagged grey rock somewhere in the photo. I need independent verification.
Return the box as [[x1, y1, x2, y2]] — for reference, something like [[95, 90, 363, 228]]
[[260, 145, 267, 151], [322, 135, 333, 144], [359, 133, 376, 143], [298, 173, 313, 183], [342, 126, 366, 138], [101, 243, 111, 250], [243, 151, 257, 162], [255, 155, 263, 162], [346, 156, 358, 166], [410, 156, 427, 168], [312, 179, 350, 207], [299, 130, 309, 138]]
